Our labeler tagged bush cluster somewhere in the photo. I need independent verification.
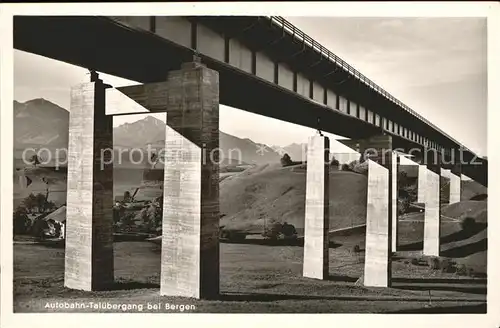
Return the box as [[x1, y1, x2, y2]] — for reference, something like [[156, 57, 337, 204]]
[[352, 244, 361, 253], [424, 256, 475, 276]]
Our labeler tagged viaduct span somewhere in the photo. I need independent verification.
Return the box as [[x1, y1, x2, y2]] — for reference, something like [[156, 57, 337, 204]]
[[12, 15, 488, 299]]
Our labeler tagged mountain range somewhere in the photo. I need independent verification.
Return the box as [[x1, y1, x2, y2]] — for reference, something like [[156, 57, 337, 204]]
[[14, 99, 69, 149], [13, 98, 307, 166]]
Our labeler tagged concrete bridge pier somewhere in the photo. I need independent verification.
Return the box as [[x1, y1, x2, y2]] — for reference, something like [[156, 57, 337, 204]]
[[448, 164, 462, 204], [64, 78, 114, 291], [417, 165, 428, 203], [423, 152, 442, 256], [363, 136, 393, 287], [303, 134, 330, 280], [341, 135, 393, 287], [391, 152, 399, 252], [159, 61, 220, 300]]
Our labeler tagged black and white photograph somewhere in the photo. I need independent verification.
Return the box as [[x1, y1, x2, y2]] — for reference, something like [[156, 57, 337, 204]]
[[1, 2, 499, 327]]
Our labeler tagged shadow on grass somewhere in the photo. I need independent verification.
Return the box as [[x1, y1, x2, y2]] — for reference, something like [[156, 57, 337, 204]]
[[105, 281, 160, 291], [217, 292, 485, 304], [328, 274, 359, 283], [391, 283, 486, 295], [397, 224, 487, 252], [218, 293, 334, 302], [398, 240, 423, 251], [392, 277, 487, 285], [440, 223, 487, 245], [34, 239, 65, 249], [386, 303, 486, 313], [441, 238, 487, 258], [470, 194, 487, 201], [221, 238, 342, 249]]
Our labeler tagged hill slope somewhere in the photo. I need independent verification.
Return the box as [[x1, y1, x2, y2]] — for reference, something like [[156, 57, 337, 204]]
[[461, 180, 487, 201], [394, 200, 487, 273], [220, 164, 367, 234], [14, 99, 69, 150]]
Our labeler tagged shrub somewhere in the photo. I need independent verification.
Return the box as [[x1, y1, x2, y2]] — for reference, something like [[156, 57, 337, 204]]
[[440, 258, 455, 273], [341, 164, 351, 171], [13, 206, 30, 234], [22, 193, 38, 213], [280, 153, 293, 167], [461, 217, 476, 231], [456, 264, 468, 276], [352, 244, 361, 253], [352, 161, 369, 175], [428, 257, 441, 270], [348, 160, 360, 172], [411, 258, 419, 265], [330, 156, 340, 167], [398, 198, 410, 215]]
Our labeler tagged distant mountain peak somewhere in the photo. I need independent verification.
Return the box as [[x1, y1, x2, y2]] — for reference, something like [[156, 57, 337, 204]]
[[13, 98, 69, 149], [26, 98, 48, 104], [143, 115, 163, 125], [16, 98, 68, 112]]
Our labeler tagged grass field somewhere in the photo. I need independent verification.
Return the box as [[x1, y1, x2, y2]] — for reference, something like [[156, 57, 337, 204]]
[[14, 222, 487, 314]]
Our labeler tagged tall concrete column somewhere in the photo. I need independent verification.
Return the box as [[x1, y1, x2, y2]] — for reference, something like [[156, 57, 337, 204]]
[[423, 168, 441, 256], [303, 134, 330, 280], [364, 160, 391, 287], [417, 165, 427, 203], [391, 152, 398, 252], [449, 165, 461, 204], [64, 79, 114, 291], [424, 151, 442, 257], [160, 61, 220, 299], [440, 168, 451, 205], [342, 135, 392, 287]]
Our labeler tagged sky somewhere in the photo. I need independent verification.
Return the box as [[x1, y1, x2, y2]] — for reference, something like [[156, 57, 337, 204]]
[[13, 16, 487, 156]]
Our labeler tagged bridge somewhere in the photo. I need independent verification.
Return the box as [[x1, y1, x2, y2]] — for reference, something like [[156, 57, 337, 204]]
[[13, 15, 488, 299], [14, 15, 487, 185]]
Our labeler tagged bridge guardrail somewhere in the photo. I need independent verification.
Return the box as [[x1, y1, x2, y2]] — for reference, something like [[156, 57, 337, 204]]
[[268, 16, 464, 150]]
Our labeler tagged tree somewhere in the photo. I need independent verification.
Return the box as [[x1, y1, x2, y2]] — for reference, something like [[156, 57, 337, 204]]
[[29, 154, 41, 167], [123, 191, 132, 202], [150, 152, 158, 169], [45, 201, 57, 212], [35, 193, 48, 213], [13, 206, 30, 234], [22, 193, 38, 213], [461, 217, 476, 232], [280, 153, 293, 167], [341, 163, 351, 171], [348, 160, 359, 172], [330, 156, 340, 167]]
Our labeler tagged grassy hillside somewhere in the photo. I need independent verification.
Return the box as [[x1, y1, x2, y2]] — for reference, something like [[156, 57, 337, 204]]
[[396, 200, 487, 274], [220, 164, 367, 234], [219, 163, 487, 274], [461, 180, 487, 201]]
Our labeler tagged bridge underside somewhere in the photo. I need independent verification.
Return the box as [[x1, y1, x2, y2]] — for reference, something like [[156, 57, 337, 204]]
[[13, 16, 487, 186], [15, 16, 374, 139]]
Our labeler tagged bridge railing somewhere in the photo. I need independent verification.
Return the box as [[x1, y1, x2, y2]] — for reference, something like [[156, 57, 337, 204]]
[[269, 16, 462, 149]]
